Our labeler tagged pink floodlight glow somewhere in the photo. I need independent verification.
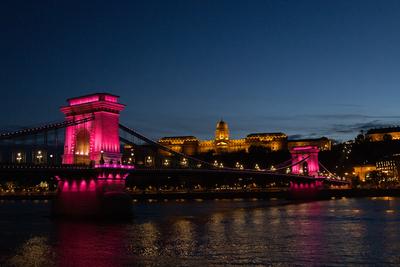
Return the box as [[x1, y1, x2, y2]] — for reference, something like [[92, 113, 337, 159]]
[[62, 181, 69, 192], [105, 95, 118, 102], [291, 145, 317, 152], [71, 181, 78, 192], [79, 180, 87, 191], [89, 180, 96, 191], [94, 163, 134, 169], [61, 93, 125, 165], [69, 95, 99, 106]]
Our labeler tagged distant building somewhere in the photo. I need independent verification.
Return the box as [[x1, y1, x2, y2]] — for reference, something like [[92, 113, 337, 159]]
[[366, 127, 400, 141], [353, 164, 377, 182], [158, 120, 330, 156], [288, 137, 332, 151], [376, 155, 400, 181]]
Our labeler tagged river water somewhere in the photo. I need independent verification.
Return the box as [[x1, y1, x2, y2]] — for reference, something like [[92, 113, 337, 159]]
[[0, 197, 400, 266]]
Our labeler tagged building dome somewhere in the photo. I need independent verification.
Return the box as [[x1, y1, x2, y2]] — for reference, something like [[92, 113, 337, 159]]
[[216, 120, 228, 130], [215, 119, 229, 142]]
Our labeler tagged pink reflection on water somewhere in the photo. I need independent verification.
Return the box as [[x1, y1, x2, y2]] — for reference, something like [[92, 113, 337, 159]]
[[62, 181, 69, 192], [71, 181, 78, 192], [55, 221, 125, 267], [79, 180, 87, 191], [89, 180, 96, 191]]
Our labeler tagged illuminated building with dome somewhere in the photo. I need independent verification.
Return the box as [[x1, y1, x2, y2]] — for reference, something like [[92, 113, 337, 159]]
[[158, 120, 289, 155]]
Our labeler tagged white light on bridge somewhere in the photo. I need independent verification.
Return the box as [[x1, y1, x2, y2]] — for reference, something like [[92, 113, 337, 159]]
[[181, 158, 188, 167], [163, 159, 170, 167]]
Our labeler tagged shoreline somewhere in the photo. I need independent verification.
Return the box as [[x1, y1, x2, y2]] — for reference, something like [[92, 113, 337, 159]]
[[1, 189, 400, 201]]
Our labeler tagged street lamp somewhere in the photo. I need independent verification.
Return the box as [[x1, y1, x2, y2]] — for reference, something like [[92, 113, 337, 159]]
[[16, 152, 22, 164], [36, 150, 43, 164], [181, 158, 188, 167], [163, 159, 170, 167], [146, 156, 153, 166]]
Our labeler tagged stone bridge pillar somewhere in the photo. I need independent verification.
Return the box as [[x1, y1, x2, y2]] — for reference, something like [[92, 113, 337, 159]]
[[60, 93, 125, 165], [290, 146, 320, 177]]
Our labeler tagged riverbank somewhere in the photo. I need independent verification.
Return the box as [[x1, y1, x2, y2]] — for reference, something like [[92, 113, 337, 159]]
[[1, 189, 400, 201]]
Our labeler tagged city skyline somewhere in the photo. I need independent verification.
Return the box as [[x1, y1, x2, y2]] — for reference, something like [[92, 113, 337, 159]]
[[1, 2, 400, 265], [2, 0, 400, 141]]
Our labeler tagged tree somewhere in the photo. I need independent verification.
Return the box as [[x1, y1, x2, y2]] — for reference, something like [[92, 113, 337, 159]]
[[383, 134, 393, 142]]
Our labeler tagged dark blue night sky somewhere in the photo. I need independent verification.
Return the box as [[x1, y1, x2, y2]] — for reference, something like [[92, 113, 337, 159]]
[[1, 0, 400, 141]]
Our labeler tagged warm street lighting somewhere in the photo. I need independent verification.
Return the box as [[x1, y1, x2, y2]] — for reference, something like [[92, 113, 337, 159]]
[[213, 160, 218, 167], [36, 150, 43, 163], [16, 152, 22, 163], [181, 158, 188, 167], [146, 156, 153, 166], [163, 159, 170, 167]]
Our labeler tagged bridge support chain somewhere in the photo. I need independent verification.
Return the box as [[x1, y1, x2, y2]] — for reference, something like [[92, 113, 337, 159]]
[[51, 166, 132, 219]]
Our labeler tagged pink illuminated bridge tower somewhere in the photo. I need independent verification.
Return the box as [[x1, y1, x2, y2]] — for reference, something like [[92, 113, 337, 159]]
[[54, 93, 132, 218], [60, 93, 125, 165], [288, 146, 323, 198], [290, 146, 320, 177]]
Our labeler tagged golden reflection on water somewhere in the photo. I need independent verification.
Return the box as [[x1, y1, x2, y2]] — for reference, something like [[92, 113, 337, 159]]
[[4, 198, 400, 265], [172, 219, 195, 256], [371, 196, 395, 201], [250, 209, 263, 226], [8, 237, 54, 267], [232, 208, 246, 227], [136, 222, 160, 256]]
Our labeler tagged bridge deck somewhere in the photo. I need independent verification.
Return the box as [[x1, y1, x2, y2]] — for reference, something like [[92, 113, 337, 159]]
[[0, 164, 349, 185]]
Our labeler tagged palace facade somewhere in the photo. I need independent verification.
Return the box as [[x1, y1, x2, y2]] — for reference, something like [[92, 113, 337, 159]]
[[158, 120, 331, 156], [366, 127, 400, 141]]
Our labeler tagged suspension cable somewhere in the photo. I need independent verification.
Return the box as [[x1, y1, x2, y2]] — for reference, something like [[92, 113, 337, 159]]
[[119, 124, 314, 175], [0, 116, 94, 140]]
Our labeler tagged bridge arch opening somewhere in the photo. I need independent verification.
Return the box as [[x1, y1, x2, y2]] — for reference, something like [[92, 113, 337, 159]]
[[74, 128, 90, 164]]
